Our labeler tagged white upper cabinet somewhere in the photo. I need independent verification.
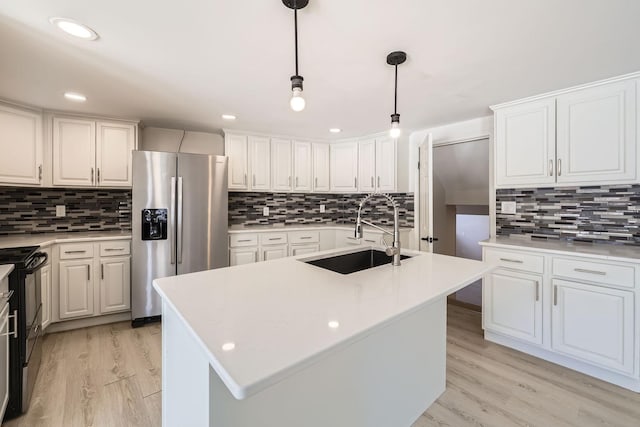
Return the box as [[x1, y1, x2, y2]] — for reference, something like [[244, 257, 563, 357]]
[[53, 117, 96, 186], [293, 141, 312, 192], [248, 136, 270, 191], [271, 138, 292, 191], [225, 134, 249, 190], [358, 139, 376, 192], [0, 104, 43, 185], [375, 138, 396, 192], [556, 80, 637, 184], [312, 143, 330, 192], [96, 122, 135, 187], [495, 99, 556, 188], [493, 74, 639, 188], [330, 142, 359, 192]]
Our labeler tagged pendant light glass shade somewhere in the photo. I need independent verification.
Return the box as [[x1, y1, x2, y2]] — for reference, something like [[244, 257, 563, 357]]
[[290, 87, 306, 112], [390, 117, 401, 139]]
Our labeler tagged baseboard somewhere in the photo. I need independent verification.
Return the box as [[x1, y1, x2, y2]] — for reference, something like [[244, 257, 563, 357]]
[[44, 311, 132, 334]]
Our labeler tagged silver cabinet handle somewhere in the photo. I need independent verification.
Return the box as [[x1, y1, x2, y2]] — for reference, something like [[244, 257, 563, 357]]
[[101, 263, 104, 280], [288, 176, 292, 187], [296, 176, 299, 187], [557, 158, 562, 176], [499, 258, 523, 264], [177, 176, 184, 264], [553, 285, 558, 306], [548, 160, 553, 176], [299, 236, 312, 240], [377, 176, 381, 187], [64, 250, 86, 254], [315, 177, 318, 188], [535, 281, 540, 301], [104, 248, 125, 252], [574, 268, 606, 276], [97, 168, 101, 183], [268, 238, 282, 241], [170, 177, 176, 264], [354, 177, 357, 188], [244, 173, 247, 185], [253, 174, 256, 186], [370, 176, 374, 187], [364, 239, 376, 243], [1, 310, 19, 338], [237, 239, 252, 243], [87, 264, 90, 280], [91, 167, 94, 184], [38, 165, 43, 182]]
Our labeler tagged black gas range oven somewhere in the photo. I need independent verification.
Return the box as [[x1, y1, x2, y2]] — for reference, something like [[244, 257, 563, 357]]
[[0, 246, 47, 420]]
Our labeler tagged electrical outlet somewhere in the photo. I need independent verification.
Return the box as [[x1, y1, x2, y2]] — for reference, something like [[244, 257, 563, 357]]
[[501, 201, 517, 215], [319, 204, 326, 213], [263, 206, 269, 216], [55, 205, 66, 217]]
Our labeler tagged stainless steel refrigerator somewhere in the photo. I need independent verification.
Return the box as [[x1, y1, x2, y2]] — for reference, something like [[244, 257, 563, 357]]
[[131, 150, 228, 326]]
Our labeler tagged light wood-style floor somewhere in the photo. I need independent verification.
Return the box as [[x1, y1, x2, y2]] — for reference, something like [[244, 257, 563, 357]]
[[4, 306, 640, 426]]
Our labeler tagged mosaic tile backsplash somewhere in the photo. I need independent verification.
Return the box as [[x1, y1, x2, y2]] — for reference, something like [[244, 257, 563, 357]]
[[229, 192, 414, 227], [496, 185, 640, 245], [0, 187, 132, 235]]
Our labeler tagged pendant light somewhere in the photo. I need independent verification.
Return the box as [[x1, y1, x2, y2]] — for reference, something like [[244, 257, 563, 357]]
[[283, 0, 309, 112], [387, 51, 407, 139]]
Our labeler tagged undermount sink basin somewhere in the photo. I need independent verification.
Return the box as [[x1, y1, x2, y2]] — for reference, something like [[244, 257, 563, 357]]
[[304, 249, 411, 275]]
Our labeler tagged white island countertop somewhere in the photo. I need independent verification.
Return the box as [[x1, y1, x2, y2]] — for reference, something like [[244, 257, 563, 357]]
[[153, 246, 491, 400]]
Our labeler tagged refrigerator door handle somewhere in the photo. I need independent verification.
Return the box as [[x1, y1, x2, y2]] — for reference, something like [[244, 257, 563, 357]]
[[177, 176, 184, 264], [170, 176, 177, 264]]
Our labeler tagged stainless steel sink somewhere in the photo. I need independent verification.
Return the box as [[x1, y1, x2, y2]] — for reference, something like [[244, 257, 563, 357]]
[[304, 249, 411, 275]]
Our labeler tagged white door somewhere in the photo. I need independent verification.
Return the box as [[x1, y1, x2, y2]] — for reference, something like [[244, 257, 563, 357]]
[[418, 134, 434, 252], [96, 122, 135, 187], [262, 245, 288, 261], [330, 142, 358, 192], [0, 104, 43, 185], [100, 256, 131, 313], [551, 279, 635, 375], [293, 141, 312, 192], [59, 260, 94, 319], [40, 264, 51, 329], [376, 138, 396, 192], [358, 139, 376, 192], [495, 99, 556, 187], [312, 143, 330, 192], [0, 303, 9, 420], [229, 248, 259, 266], [225, 134, 248, 190], [484, 269, 543, 345], [556, 80, 637, 184], [53, 117, 96, 186], [271, 138, 292, 191], [249, 136, 270, 191], [289, 243, 320, 256]]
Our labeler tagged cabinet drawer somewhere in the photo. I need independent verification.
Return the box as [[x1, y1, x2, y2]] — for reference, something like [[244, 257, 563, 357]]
[[552, 257, 635, 289], [229, 234, 258, 248], [259, 232, 288, 246], [289, 231, 320, 244], [484, 248, 544, 274], [99, 240, 131, 257], [59, 243, 94, 260]]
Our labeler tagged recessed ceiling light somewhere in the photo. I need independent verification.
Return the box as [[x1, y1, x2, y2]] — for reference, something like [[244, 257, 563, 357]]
[[328, 321, 340, 329], [329, 128, 341, 133], [49, 17, 99, 40], [64, 92, 87, 102], [222, 342, 236, 351], [221, 114, 237, 121]]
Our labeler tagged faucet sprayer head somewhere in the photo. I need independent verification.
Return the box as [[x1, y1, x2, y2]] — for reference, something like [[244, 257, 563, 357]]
[[354, 217, 363, 239]]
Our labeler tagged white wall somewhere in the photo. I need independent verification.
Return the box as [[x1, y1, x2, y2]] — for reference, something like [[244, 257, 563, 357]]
[[141, 126, 224, 155]]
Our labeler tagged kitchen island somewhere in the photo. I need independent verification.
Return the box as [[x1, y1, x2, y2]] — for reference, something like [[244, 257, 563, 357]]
[[153, 246, 491, 427]]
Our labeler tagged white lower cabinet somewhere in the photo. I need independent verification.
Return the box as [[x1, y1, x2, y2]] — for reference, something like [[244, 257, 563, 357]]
[[551, 278, 635, 375], [230, 248, 259, 266], [100, 256, 131, 314], [484, 269, 542, 345], [0, 302, 9, 420], [59, 259, 94, 319], [289, 244, 320, 257], [262, 245, 288, 261]]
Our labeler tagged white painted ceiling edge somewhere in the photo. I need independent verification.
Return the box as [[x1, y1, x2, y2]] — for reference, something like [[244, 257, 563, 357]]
[[1, 1, 639, 139]]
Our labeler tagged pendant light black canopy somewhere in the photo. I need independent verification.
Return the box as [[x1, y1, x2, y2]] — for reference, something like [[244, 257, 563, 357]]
[[387, 51, 407, 138], [283, 0, 309, 112]]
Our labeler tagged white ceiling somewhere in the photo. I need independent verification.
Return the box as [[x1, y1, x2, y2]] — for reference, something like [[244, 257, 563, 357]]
[[1, 1, 639, 139]]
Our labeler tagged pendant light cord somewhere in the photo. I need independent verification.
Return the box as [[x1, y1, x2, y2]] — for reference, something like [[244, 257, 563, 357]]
[[394, 64, 398, 115], [294, 7, 299, 76]]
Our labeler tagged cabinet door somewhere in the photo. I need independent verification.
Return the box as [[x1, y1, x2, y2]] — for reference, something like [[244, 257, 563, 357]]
[[53, 117, 96, 186], [289, 243, 320, 257], [293, 141, 312, 192], [271, 138, 292, 191], [330, 142, 359, 192], [334, 229, 362, 248], [59, 260, 94, 319], [225, 134, 248, 190], [96, 122, 135, 187], [262, 245, 288, 261], [312, 143, 330, 192], [229, 248, 258, 266], [100, 256, 131, 314], [40, 264, 51, 330], [249, 136, 270, 191], [376, 138, 396, 192], [483, 269, 543, 345], [0, 304, 9, 420], [0, 104, 43, 185], [551, 279, 635, 375], [556, 80, 637, 184], [495, 99, 556, 187], [358, 139, 376, 192]]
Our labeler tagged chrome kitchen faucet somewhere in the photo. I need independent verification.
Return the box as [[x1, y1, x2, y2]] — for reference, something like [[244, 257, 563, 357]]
[[354, 193, 402, 266]]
